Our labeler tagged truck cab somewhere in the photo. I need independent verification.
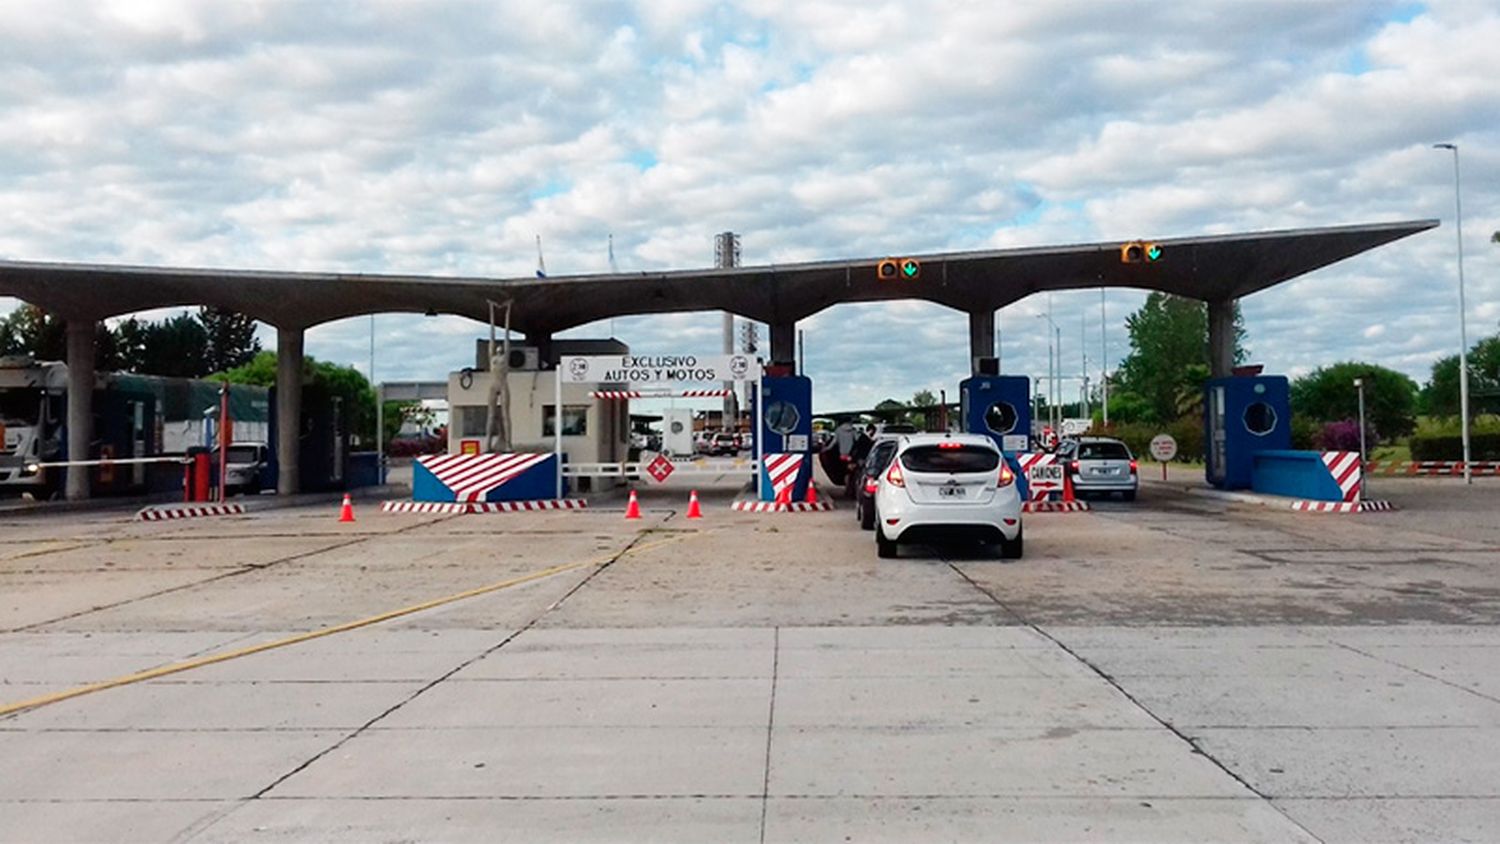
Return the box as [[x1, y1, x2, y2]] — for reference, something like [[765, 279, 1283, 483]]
[[0, 358, 65, 494]]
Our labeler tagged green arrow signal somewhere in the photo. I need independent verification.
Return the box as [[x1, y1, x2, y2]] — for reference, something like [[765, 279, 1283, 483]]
[[901, 260, 919, 277], [1145, 245, 1162, 262]]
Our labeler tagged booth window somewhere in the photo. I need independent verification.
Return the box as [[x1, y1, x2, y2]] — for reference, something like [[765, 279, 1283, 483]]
[[543, 405, 589, 437], [984, 401, 1018, 436], [457, 406, 489, 437], [1243, 401, 1277, 436], [766, 400, 799, 434]]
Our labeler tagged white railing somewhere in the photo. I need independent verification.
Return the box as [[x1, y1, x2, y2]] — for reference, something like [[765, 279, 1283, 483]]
[[563, 458, 759, 477]]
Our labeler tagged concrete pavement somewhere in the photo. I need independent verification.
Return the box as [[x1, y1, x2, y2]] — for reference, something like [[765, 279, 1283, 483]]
[[0, 479, 1497, 841]]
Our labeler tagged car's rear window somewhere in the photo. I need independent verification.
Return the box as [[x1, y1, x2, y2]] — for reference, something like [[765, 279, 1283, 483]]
[[866, 442, 897, 473], [1078, 441, 1131, 460], [901, 444, 999, 473]]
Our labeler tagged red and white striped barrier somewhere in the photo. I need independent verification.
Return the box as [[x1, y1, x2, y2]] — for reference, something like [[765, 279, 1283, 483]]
[[1363, 461, 1500, 476], [381, 501, 470, 514], [381, 499, 587, 515], [1022, 501, 1090, 513], [137, 503, 245, 521], [1322, 451, 1363, 502], [763, 453, 805, 501], [1017, 453, 1060, 501], [1289, 499, 1396, 514], [588, 389, 733, 399], [417, 453, 552, 503], [731, 500, 834, 512], [469, 500, 589, 513]]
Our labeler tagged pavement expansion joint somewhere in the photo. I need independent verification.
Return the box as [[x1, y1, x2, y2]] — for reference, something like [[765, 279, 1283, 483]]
[[941, 556, 1330, 843]]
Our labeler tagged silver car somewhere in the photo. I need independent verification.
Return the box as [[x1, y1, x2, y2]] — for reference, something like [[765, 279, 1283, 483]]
[[1066, 437, 1138, 500]]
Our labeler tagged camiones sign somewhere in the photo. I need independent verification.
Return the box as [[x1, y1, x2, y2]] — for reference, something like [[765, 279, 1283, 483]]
[[560, 354, 762, 385]]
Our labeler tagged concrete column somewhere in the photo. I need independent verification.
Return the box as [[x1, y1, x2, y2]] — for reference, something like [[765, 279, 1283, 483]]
[[968, 310, 995, 374], [64, 319, 96, 501], [529, 331, 553, 368], [1207, 298, 1236, 379], [276, 326, 304, 495], [769, 321, 796, 367]]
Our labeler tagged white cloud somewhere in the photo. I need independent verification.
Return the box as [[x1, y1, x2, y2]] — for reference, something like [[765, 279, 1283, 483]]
[[1, 0, 1498, 410]]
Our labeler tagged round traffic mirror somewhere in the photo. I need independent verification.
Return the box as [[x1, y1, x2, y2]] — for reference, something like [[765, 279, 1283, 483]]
[[984, 401, 1018, 436], [1243, 401, 1277, 436], [766, 401, 800, 435]]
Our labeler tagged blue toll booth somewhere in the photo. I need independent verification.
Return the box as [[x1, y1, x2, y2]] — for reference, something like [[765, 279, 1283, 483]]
[[960, 375, 1033, 496], [959, 375, 1032, 454], [758, 374, 813, 501], [1204, 375, 1291, 489]]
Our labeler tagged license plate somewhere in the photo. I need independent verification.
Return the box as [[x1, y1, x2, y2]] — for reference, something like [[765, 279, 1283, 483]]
[[939, 486, 966, 497]]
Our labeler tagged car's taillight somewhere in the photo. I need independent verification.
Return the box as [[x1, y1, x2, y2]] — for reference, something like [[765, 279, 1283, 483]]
[[1129, 459, 1138, 474], [937, 441, 962, 449], [863, 477, 879, 494], [886, 461, 905, 488], [997, 463, 1015, 487], [1070, 460, 1080, 474]]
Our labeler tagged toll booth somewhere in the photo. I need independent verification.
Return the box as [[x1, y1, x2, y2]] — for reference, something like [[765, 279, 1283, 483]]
[[1204, 375, 1291, 489], [959, 375, 1032, 454], [758, 374, 813, 501], [959, 374, 1034, 496]]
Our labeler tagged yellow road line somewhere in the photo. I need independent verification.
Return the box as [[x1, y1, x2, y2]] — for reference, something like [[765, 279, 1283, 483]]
[[0, 529, 699, 718], [0, 541, 95, 564]]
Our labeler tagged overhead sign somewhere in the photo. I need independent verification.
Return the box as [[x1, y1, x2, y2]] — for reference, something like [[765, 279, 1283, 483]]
[[1149, 434, 1178, 462], [560, 354, 761, 385]]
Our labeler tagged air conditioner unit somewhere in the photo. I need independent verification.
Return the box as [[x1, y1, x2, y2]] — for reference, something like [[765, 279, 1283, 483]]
[[506, 347, 540, 371]]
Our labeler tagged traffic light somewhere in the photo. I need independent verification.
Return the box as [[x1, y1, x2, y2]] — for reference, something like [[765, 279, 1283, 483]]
[[1120, 241, 1163, 264], [877, 258, 921, 280]]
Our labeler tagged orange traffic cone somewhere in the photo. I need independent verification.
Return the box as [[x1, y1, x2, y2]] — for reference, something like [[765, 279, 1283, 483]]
[[805, 482, 818, 504], [775, 485, 790, 507], [625, 489, 642, 520], [338, 493, 356, 523], [1062, 470, 1076, 504], [686, 490, 703, 519]]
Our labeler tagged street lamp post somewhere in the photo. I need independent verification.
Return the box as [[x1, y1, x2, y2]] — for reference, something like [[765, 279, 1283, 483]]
[[1354, 376, 1369, 499], [1434, 143, 1472, 484], [1037, 313, 1061, 431]]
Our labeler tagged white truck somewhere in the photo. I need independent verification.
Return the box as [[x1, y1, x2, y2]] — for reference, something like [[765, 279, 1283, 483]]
[[0, 357, 270, 496]]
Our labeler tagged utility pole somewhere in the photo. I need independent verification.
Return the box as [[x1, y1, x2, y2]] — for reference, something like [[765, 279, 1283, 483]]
[[715, 232, 740, 431], [1100, 288, 1109, 426]]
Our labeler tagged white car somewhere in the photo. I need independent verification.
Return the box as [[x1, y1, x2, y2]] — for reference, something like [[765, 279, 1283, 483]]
[[873, 433, 1023, 559]]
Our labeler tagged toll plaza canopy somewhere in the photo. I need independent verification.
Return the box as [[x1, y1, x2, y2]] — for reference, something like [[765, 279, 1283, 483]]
[[0, 217, 1439, 499], [0, 218, 1436, 338]]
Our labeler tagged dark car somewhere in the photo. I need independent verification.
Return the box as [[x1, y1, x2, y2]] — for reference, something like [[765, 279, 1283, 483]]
[[853, 437, 900, 530]]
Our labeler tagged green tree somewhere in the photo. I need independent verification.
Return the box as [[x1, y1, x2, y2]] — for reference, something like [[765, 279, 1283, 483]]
[[214, 351, 377, 444], [138, 313, 209, 377], [1115, 293, 1246, 424], [911, 389, 937, 407], [0, 304, 121, 367], [1291, 362, 1419, 441], [197, 307, 261, 373], [1422, 334, 1500, 417], [112, 317, 150, 372], [3, 304, 66, 360]]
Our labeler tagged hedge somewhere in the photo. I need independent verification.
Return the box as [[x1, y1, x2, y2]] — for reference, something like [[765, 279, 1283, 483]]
[[1092, 419, 1203, 462], [1409, 433, 1500, 461]]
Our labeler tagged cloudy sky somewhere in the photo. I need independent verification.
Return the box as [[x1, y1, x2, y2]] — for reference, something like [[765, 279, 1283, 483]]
[[1, 0, 1496, 411]]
